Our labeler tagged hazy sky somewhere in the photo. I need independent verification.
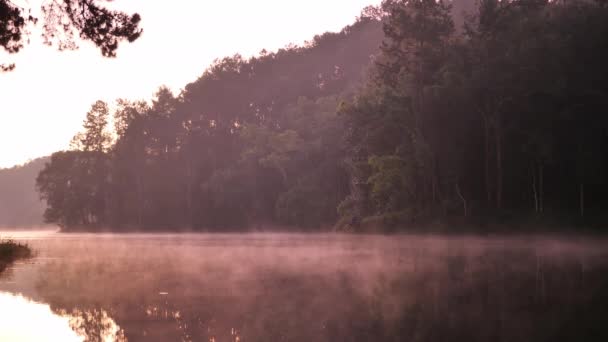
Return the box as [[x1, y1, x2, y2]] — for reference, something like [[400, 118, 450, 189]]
[[0, 0, 380, 168]]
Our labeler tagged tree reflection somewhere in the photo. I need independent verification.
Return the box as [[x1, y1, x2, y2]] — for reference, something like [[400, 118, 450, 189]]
[[57, 308, 127, 342]]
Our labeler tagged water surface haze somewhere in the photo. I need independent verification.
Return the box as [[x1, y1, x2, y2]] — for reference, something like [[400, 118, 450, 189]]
[[1, 231, 608, 341]]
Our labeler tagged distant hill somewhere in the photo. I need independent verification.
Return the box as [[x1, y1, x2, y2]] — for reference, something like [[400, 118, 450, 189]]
[[0, 157, 48, 228]]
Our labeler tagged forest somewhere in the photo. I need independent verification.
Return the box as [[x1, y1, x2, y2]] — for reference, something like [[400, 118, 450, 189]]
[[35, 0, 608, 232]]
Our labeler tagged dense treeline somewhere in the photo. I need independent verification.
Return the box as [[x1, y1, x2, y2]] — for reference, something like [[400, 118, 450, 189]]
[[0, 158, 47, 227], [341, 0, 608, 230], [36, 16, 384, 230], [36, 0, 608, 231]]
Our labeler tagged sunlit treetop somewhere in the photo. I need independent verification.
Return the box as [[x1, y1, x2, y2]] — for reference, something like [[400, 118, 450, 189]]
[[0, 0, 142, 71]]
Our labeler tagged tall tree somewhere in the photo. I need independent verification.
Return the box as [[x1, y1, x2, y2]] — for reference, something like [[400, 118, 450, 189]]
[[71, 100, 112, 153]]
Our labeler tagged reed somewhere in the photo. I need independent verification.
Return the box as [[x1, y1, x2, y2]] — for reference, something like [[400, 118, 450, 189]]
[[0, 239, 32, 273]]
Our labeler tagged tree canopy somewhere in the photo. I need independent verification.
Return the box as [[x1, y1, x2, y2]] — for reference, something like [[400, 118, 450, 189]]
[[341, 0, 608, 230], [0, 0, 141, 70], [35, 0, 608, 232], [36, 16, 383, 231]]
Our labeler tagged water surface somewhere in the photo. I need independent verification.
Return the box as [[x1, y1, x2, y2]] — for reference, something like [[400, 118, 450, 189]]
[[1, 231, 608, 341]]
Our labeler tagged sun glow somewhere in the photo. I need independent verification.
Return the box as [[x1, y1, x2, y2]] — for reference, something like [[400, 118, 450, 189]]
[[0, 292, 125, 342], [0, 0, 380, 168]]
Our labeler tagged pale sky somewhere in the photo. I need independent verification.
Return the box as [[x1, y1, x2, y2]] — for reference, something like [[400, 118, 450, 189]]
[[0, 0, 380, 168]]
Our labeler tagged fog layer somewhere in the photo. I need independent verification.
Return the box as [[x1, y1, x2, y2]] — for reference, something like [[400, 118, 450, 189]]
[[1, 232, 607, 341]]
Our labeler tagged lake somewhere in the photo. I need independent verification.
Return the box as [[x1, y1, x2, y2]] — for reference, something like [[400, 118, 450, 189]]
[[1, 231, 608, 342]]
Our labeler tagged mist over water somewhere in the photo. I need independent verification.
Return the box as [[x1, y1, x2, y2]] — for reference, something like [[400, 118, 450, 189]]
[[1, 231, 608, 341]]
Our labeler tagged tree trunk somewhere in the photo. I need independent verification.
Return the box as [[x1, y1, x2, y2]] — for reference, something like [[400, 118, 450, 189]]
[[431, 161, 439, 209], [532, 163, 538, 213], [185, 160, 193, 228], [456, 182, 467, 217], [580, 183, 585, 217], [434, 160, 447, 215], [483, 115, 492, 206], [431, 175, 437, 206], [495, 116, 503, 210], [539, 162, 544, 213], [136, 173, 143, 227]]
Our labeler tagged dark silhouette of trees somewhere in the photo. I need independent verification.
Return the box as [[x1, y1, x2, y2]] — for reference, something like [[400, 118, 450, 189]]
[[34, 0, 608, 231], [36, 17, 383, 231], [341, 0, 608, 230], [0, 0, 141, 70], [37, 101, 112, 228]]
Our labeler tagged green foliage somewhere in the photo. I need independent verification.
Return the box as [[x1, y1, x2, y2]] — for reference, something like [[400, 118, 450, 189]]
[[36, 17, 380, 231], [337, 196, 357, 219], [36, 151, 109, 228], [254, 129, 303, 184], [199, 167, 254, 229], [361, 210, 415, 230], [275, 181, 335, 229], [33, 0, 608, 231], [342, 0, 608, 229], [368, 155, 413, 212], [39, 101, 115, 229]]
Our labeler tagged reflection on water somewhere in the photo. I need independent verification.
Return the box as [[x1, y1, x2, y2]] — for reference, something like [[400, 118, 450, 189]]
[[0, 292, 125, 342], [1, 232, 608, 341]]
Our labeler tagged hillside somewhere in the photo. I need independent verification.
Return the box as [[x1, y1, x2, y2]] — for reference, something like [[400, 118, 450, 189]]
[[0, 157, 48, 228]]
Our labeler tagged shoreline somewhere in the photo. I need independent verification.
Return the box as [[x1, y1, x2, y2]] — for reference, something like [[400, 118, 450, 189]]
[[0, 240, 32, 273]]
